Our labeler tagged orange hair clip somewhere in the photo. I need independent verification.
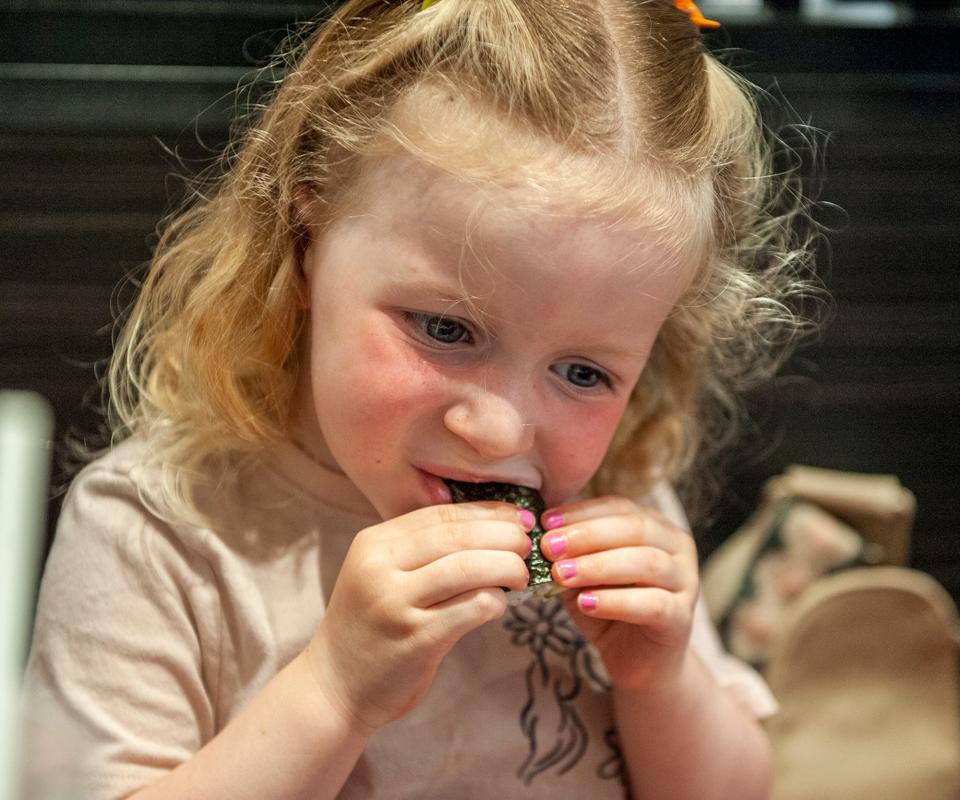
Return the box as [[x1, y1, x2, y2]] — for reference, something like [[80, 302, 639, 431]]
[[421, 0, 718, 30], [673, 0, 721, 28]]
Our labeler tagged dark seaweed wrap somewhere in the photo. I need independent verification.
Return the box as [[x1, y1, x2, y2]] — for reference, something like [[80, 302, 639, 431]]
[[444, 480, 554, 591]]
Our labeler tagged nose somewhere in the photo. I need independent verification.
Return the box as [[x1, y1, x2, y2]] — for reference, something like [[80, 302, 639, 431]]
[[443, 387, 535, 461]]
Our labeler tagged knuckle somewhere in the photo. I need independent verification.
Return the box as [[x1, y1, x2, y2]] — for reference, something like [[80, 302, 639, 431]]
[[616, 497, 640, 514], [378, 599, 418, 640], [648, 592, 671, 626], [473, 588, 507, 620], [639, 512, 669, 547], [444, 521, 472, 549], [645, 548, 671, 580], [453, 553, 480, 585], [353, 549, 386, 580], [436, 504, 463, 525], [637, 513, 655, 543], [599, 495, 638, 515], [351, 524, 378, 552]]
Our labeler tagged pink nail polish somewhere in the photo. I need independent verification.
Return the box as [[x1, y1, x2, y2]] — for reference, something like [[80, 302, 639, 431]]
[[557, 560, 577, 580], [518, 508, 536, 530], [543, 511, 564, 530], [544, 532, 567, 557], [579, 592, 598, 611]]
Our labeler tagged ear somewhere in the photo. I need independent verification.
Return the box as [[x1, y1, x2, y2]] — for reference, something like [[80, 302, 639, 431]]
[[292, 185, 317, 310], [293, 184, 318, 230]]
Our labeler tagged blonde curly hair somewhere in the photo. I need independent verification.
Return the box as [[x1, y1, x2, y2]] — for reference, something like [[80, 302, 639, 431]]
[[107, 0, 820, 522]]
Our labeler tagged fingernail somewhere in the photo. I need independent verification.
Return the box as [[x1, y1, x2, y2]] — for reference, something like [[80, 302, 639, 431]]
[[518, 508, 536, 531], [544, 532, 567, 557], [524, 536, 533, 557], [556, 560, 577, 581], [579, 592, 598, 612], [543, 511, 564, 530]]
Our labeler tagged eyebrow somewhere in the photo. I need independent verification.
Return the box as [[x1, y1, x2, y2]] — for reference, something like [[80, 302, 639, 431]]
[[386, 274, 490, 324], [392, 276, 470, 301], [586, 344, 654, 364]]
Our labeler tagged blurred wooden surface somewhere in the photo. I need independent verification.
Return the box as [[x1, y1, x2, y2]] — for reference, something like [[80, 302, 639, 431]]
[[1, 2, 958, 598]]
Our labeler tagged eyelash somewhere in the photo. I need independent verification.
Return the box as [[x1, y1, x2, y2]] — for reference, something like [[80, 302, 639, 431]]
[[405, 312, 473, 345], [554, 363, 614, 391], [403, 311, 614, 392]]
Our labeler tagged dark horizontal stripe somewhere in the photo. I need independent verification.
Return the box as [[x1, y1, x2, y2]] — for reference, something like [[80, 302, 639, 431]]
[[3, 7, 958, 70], [0, 73, 253, 134], [0, 5, 332, 67], [0, 1, 326, 16], [707, 22, 960, 75]]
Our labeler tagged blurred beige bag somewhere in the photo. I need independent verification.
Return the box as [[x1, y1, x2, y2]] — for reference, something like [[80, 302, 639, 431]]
[[701, 467, 960, 799], [703, 466, 916, 632], [765, 567, 960, 800], [765, 465, 916, 567]]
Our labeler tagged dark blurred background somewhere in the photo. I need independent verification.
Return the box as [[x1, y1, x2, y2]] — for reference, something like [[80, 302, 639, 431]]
[[1, 1, 958, 598]]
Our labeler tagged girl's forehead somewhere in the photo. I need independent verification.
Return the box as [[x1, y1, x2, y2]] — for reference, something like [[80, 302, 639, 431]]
[[345, 153, 707, 293]]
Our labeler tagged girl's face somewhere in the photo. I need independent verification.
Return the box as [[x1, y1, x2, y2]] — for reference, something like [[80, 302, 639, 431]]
[[292, 156, 698, 519]]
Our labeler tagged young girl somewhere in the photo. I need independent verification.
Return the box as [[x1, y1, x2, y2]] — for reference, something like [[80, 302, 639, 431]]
[[23, 0, 816, 797]]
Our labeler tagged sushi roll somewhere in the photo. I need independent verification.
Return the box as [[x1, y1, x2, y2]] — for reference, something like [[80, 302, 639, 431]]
[[444, 480, 562, 601]]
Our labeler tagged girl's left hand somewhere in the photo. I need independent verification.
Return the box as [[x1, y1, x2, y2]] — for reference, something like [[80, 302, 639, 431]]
[[539, 496, 700, 692]]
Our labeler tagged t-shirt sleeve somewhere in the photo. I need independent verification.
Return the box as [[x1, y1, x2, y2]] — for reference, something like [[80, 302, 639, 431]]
[[645, 481, 779, 720], [21, 462, 220, 799]]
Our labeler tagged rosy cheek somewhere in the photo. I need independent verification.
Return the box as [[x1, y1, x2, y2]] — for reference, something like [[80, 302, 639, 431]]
[[548, 403, 627, 496], [331, 328, 446, 428]]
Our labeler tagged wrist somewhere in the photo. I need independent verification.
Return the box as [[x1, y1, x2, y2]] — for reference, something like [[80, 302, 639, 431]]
[[612, 647, 703, 708], [293, 643, 379, 742]]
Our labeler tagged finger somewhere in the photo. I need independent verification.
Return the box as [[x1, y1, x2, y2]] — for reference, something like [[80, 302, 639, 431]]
[[575, 586, 690, 631], [551, 546, 684, 592], [412, 550, 529, 608], [392, 518, 532, 571], [393, 500, 534, 535], [421, 587, 509, 644], [543, 495, 641, 527], [540, 511, 692, 560]]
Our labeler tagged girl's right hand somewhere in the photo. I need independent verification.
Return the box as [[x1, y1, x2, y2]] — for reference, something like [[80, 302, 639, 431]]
[[302, 502, 532, 735]]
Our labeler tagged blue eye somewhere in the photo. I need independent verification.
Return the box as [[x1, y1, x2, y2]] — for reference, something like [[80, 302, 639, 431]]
[[553, 363, 612, 390], [411, 313, 472, 345]]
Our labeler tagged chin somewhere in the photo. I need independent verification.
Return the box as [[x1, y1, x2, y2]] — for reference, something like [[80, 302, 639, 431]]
[[364, 491, 420, 522]]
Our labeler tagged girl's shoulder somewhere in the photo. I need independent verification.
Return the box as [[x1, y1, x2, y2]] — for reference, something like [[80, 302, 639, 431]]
[[62, 436, 195, 539], [61, 436, 161, 524], [73, 433, 151, 481], [66, 434, 259, 528], [53, 436, 215, 584], [56, 434, 368, 571]]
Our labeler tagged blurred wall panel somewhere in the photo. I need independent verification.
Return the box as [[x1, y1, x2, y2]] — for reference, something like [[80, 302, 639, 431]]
[[698, 25, 960, 597]]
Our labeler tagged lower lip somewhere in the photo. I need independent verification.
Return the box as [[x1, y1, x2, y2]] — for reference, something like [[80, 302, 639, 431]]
[[419, 470, 452, 505]]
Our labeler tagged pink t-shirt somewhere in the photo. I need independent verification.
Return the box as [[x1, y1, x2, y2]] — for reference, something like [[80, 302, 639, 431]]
[[22, 437, 776, 799]]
